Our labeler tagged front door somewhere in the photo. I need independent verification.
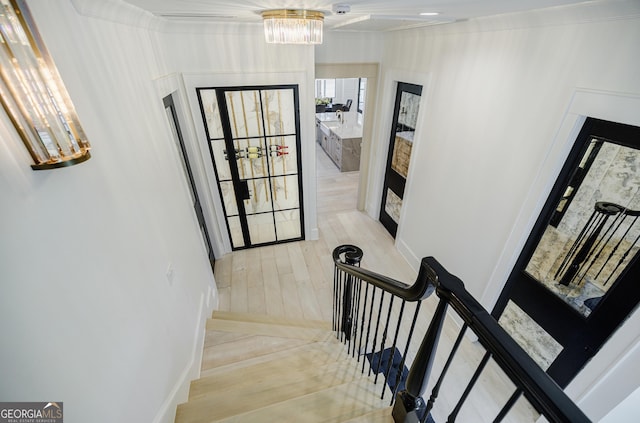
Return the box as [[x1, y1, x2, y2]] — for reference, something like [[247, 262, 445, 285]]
[[493, 118, 640, 387], [196, 85, 304, 250], [379, 82, 422, 237]]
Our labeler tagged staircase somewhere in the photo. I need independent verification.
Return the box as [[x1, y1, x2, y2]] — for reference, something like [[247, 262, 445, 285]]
[[175, 311, 394, 423]]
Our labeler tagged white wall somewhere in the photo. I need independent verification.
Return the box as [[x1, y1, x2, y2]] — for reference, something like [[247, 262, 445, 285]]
[[315, 31, 384, 64], [0, 1, 215, 422], [365, 1, 640, 420]]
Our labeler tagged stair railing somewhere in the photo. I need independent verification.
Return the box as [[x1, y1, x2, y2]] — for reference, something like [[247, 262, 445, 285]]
[[332, 244, 590, 423]]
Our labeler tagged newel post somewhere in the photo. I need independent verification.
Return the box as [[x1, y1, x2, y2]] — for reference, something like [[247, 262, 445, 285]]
[[340, 245, 363, 341], [392, 297, 448, 422]]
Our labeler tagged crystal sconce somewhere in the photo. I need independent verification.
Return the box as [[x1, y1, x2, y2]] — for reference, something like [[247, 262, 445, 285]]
[[0, 0, 90, 170]]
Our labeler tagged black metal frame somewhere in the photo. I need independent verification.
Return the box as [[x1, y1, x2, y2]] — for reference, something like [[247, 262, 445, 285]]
[[163, 94, 215, 271], [196, 84, 305, 251], [379, 82, 422, 238], [492, 117, 640, 387]]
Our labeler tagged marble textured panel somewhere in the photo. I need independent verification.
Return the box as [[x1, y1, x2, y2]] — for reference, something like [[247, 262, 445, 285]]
[[526, 141, 640, 316], [200, 89, 224, 139], [391, 133, 413, 178], [385, 189, 402, 224], [499, 301, 563, 370], [226, 90, 263, 138], [397, 92, 420, 129]]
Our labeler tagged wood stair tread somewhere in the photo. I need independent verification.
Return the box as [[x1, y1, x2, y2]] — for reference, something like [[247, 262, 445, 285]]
[[213, 376, 390, 423], [206, 318, 330, 341], [178, 357, 376, 422], [176, 314, 393, 423], [190, 342, 349, 399], [211, 310, 332, 330]]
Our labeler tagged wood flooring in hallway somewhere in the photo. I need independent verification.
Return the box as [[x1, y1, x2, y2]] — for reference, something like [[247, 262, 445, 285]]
[[210, 144, 539, 422], [214, 144, 416, 322]]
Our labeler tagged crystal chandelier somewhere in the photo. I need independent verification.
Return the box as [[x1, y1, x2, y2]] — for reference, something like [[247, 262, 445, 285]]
[[262, 10, 324, 45]]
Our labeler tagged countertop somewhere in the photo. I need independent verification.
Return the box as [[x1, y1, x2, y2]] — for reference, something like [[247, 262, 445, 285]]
[[316, 113, 363, 139]]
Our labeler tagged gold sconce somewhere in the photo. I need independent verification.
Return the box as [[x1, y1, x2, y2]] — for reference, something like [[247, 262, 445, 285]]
[[0, 0, 90, 170], [262, 9, 324, 45]]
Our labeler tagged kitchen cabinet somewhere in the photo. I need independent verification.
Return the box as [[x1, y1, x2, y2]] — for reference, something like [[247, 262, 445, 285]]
[[315, 114, 362, 172]]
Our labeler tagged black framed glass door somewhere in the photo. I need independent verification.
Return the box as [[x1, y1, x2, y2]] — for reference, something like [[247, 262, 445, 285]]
[[197, 85, 304, 250], [379, 82, 422, 237], [163, 94, 215, 271], [493, 118, 640, 387]]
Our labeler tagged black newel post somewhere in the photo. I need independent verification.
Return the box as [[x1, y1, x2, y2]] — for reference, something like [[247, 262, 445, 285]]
[[340, 246, 363, 341], [392, 297, 448, 423]]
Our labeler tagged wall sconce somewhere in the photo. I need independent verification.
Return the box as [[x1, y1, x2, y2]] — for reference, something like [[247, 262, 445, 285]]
[[0, 0, 90, 170], [262, 9, 324, 45]]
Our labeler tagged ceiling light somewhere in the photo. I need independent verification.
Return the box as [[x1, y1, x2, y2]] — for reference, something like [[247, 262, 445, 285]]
[[262, 9, 324, 45], [419, 12, 440, 16]]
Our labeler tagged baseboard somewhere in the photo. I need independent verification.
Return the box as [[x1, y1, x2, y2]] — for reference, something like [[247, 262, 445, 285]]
[[152, 292, 209, 423], [396, 237, 421, 270]]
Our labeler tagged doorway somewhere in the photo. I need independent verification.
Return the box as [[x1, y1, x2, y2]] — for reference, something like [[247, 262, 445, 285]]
[[196, 85, 305, 250], [493, 118, 640, 387], [379, 82, 422, 237], [163, 94, 215, 271]]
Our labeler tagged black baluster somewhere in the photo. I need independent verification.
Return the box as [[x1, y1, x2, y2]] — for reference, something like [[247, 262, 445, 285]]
[[578, 207, 625, 284], [369, 291, 386, 378], [447, 351, 492, 423], [331, 265, 338, 332], [391, 301, 422, 406], [375, 296, 395, 386], [493, 389, 522, 423], [351, 278, 363, 357], [382, 299, 406, 400], [555, 208, 598, 279], [605, 229, 640, 286], [362, 287, 377, 374], [393, 298, 447, 422], [357, 282, 371, 363]]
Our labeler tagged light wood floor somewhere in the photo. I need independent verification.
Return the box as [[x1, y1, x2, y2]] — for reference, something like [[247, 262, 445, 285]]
[[212, 144, 538, 422], [215, 144, 416, 322]]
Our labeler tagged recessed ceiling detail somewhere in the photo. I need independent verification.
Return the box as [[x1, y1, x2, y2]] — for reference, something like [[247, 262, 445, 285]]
[[122, 0, 597, 32], [331, 14, 456, 31]]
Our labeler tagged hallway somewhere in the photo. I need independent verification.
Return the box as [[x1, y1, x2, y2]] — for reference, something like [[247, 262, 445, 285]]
[[214, 144, 417, 322]]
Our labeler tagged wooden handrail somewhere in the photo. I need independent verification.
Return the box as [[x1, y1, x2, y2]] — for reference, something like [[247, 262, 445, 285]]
[[332, 245, 591, 423]]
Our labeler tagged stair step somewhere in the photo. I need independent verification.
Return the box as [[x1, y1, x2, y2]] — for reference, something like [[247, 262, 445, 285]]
[[201, 332, 311, 371], [198, 335, 345, 379], [190, 342, 348, 399], [213, 375, 389, 422], [342, 406, 394, 422], [206, 318, 330, 341], [176, 355, 369, 423], [212, 311, 331, 330]]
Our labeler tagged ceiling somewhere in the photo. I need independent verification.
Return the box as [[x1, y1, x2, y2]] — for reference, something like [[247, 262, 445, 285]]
[[122, 0, 596, 32]]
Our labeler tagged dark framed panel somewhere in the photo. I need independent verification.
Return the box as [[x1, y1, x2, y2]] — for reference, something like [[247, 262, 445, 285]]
[[493, 117, 640, 387], [196, 85, 305, 251]]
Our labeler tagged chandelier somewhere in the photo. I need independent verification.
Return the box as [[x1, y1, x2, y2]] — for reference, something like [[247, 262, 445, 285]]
[[262, 9, 324, 45]]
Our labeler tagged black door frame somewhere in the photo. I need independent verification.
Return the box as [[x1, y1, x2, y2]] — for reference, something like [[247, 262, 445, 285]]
[[492, 117, 640, 387], [379, 82, 422, 237], [163, 94, 216, 271], [197, 84, 305, 250]]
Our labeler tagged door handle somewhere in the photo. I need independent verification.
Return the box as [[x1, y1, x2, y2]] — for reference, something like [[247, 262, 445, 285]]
[[239, 180, 251, 200]]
